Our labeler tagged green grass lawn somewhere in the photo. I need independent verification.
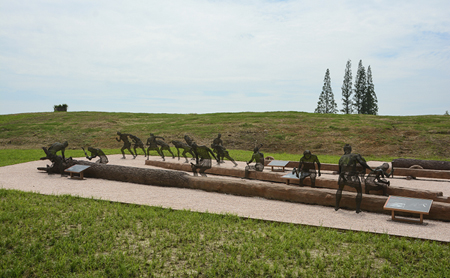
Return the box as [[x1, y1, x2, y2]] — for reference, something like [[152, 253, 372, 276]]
[[1, 189, 449, 277]]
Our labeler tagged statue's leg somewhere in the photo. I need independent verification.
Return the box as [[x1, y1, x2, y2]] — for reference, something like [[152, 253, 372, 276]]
[[168, 148, 175, 159], [182, 150, 189, 163], [128, 147, 136, 158], [310, 173, 317, 188], [225, 153, 238, 166], [199, 167, 207, 177], [335, 182, 345, 211], [190, 163, 198, 176], [176, 148, 181, 160], [121, 147, 126, 159], [299, 177, 305, 187], [158, 149, 165, 161], [355, 183, 363, 213], [146, 148, 150, 160]]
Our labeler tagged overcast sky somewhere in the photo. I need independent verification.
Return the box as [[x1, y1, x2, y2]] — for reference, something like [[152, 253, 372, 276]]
[[1, 0, 449, 116]]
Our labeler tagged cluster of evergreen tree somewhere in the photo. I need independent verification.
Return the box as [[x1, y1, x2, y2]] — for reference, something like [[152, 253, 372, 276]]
[[315, 60, 378, 115]]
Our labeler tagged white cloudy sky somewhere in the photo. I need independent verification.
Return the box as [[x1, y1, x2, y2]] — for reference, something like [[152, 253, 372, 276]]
[[1, 0, 449, 116]]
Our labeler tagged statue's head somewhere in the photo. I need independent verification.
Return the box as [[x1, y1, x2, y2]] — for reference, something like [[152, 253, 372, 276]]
[[117, 131, 121, 135], [192, 142, 198, 149], [303, 150, 311, 158], [218, 133, 221, 138], [343, 144, 352, 154], [150, 133, 154, 136], [88, 147, 94, 152], [253, 146, 259, 153], [63, 141, 68, 147], [381, 163, 389, 170]]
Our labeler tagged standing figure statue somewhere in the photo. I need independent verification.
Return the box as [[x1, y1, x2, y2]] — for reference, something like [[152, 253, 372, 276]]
[[335, 144, 373, 213], [171, 140, 194, 163], [294, 150, 321, 187], [129, 134, 146, 157], [365, 163, 394, 196], [83, 147, 109, 164], [156, 139, 175, 160], [146, 133, 165, 160], [116, 132, 136, 159], [244, 144, 264, 179], [211, 133, 238, 167], [190, 142, 219, 177]]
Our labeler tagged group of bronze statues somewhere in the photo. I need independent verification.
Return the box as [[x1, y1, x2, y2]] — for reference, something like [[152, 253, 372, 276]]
[[292, 144, 393, 213], [115, 132, 240, 177], [40, 131, 393, 214]]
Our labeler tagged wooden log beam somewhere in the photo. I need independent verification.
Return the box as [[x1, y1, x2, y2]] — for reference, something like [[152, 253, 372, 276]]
[[145, 160, 449, 203], [392, 168, 450, 180], [393, 158, 450, 170], [76, 161, 450, 222]]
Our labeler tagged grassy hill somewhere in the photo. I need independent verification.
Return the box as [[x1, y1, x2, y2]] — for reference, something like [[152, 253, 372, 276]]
[[1, 111, 449, 161]]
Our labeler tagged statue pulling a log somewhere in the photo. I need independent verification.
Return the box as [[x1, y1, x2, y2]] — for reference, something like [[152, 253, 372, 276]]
[[190, 142, 219, 177], [365, 163, 393, 196], [335, 144, 373, 213], [82, 147, 109, 164], [211, 133, 238, 167], [116, 132, 136, 159], [38, 141, 74, 175]]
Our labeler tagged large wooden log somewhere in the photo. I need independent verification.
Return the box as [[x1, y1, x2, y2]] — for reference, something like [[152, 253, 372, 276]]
[[392, 158, 450, 170], [392, 168, 450, 180], [76, 161, 450, 222], [145, 160, 449, 203]]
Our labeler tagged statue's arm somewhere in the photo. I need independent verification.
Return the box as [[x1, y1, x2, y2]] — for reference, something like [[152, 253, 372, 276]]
[[386, 165, 394, 178], [357, 155, 373, 172], [208, 148, 218, 161]]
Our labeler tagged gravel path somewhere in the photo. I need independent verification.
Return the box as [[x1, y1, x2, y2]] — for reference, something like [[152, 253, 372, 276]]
[[1, 154, 449, 242]]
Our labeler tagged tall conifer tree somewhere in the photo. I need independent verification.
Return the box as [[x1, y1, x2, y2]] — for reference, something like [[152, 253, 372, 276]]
[[341, 59, 353, 114], [365, 66, 378, 115], [315, 69, 337, 114], [353, 60, 366, 114]]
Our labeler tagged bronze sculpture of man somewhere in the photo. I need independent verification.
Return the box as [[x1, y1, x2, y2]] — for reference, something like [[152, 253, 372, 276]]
[[40, 141, 69, 160], [171, 140, 194, 163], [146, 133, 165, 160], [39, 141, 72, 175], [211, 133, 238, 167], [129, 134, 146, 157], [116, 132, 136, 159], [295, 150, 321, 187], [190, 142, 219, 177], [365, 163, 393, 196], [83, 146, 109, 164], [336, 144, 373, 213], [244, 144, 264, 179], [156, 139, 175, 161]]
